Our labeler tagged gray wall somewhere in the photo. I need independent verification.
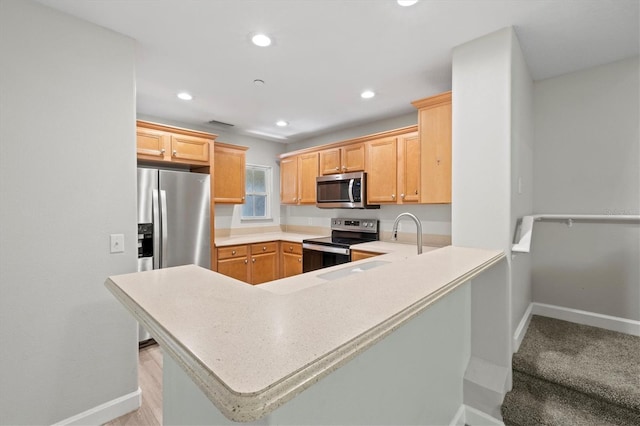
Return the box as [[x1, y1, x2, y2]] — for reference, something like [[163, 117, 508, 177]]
[[509, 29, 535, 336], [532, 56, 640, 320], [451, 27, 513, 414], [0, 1, 138, 424]]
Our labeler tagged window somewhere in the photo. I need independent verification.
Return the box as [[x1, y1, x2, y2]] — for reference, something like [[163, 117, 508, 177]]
[[242, 164, 271, 219]]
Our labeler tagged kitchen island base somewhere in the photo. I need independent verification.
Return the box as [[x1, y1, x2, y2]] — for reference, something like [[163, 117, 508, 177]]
[[163, 283, 471, 425]]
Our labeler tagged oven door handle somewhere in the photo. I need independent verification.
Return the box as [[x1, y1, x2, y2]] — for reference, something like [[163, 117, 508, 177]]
[[348, 178, 355, 203], [303, 243, 350, 256]]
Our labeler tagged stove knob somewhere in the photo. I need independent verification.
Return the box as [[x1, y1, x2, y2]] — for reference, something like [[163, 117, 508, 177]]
[[337, 220, 341, 225]]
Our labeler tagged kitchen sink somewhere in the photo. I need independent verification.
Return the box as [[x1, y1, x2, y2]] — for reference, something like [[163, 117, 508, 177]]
[[317, 260, 391, 281]]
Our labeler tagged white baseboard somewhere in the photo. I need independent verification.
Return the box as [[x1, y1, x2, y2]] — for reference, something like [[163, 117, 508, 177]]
[[450, 405, 504, 426], [52, 387, 141, 426], [449, 404, 466, 426], [512, 303, 533, 353], [514, 303, 640, 346]]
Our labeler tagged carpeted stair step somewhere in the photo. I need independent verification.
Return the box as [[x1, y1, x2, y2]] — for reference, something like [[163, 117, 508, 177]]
[[502, 315, 640, 426], [503, 370, 640, 426], [513, 315, 640, 411]]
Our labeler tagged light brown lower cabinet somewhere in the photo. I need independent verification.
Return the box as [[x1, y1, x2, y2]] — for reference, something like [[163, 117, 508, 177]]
[[351, 250, 381, 261], [250, 242, 278, 284], [281, 242, 303, 278], [216, 245, 250, 282], [216, 242, 278, 285]]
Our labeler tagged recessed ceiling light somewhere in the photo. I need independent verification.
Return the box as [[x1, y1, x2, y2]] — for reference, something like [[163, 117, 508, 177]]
[[276, 120, 289, 127], [251, 33, 272, 47], [177, 92, 193, 101], [361, 90, 375, 99], [254, 79, 265, 86], [397, 0, 418, 6]]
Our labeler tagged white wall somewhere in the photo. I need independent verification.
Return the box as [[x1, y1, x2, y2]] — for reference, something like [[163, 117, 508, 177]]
[[532, 57, 640, 320], [283, 111, 452, 241], [452, 27, 532, 417], [137, 114, 286, 232], [0, 1, 138, 424]]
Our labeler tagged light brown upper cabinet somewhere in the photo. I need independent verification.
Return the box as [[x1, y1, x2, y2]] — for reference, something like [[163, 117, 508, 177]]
[[214, 142, 248, 204], [365, 136, 398, 203], [280, 152, 318, 205], [397, 131, 420, 204], [411, 91, 452, 203], [319, 143, 365, 175], [136, 120, 215, 166]]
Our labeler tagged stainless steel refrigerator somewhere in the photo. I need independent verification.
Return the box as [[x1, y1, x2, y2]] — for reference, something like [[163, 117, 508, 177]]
[[136, 167, 210, 342]]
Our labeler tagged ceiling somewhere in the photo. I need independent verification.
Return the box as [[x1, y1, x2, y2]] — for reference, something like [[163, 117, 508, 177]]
[[36, 0, 639, 143]]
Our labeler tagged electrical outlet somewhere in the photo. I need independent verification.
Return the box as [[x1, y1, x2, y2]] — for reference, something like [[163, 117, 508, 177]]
[[110, 234, 125, 253]]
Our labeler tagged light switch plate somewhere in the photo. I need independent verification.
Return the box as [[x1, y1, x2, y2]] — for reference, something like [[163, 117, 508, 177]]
[[110, 234, 125, 253]]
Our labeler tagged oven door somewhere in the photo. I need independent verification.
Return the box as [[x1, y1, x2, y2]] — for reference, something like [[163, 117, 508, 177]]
[[302, 243, 351, 273]]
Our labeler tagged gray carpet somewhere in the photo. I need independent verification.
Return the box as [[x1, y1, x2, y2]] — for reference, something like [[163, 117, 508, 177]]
[[502, 315, 640, 426]]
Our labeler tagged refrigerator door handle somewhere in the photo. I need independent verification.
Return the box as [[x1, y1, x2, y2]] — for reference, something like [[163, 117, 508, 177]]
[[152, 189, 161, 270], [160, 189, 168, 269]]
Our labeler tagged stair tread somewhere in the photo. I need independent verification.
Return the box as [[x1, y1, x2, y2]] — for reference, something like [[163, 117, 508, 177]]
[[513, 315, 640, 411], [503, 371, 640, 426]]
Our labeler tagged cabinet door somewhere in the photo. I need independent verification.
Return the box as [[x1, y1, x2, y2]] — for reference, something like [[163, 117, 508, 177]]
[[217, 257, 249, 282], [366, 137, 397, 203], [280, 157, 299, 204], [398, 132, 420, 203], [251, 252, 278, 285], [281, 242, 303, 278], [418, 96, 451, 203], [351, 250, 380, 261], [319, 148, 341, 175], [281, 252, 302, 278], [170, 134, 210, 164], [137, 128, 169, 161], [297, 152, 318, 204], [342, 143, 365, 173], [214, 144, 246, 203]]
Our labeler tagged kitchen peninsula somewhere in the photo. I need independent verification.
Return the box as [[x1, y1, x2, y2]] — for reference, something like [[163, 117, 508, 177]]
[[105, 244, 504, 425]]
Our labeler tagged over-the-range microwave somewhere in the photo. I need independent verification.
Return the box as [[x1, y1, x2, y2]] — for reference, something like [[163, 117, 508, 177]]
[[316, 171, 379, 209]]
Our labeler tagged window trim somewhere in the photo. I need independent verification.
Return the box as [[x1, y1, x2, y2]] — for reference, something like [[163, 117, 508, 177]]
[[241, 164, 272, 221]]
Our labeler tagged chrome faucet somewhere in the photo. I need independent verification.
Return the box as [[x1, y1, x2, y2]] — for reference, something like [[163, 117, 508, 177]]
[[392, 212, 423, 254]]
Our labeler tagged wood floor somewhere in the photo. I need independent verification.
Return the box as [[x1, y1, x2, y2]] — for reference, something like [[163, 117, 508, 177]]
[[105, 343, 163, 426]]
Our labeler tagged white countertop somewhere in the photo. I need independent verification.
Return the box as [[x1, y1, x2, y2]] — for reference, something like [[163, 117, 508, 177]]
[[105, 245, 504, 422]]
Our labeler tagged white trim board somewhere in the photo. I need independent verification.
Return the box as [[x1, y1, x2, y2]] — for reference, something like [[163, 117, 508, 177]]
[[52, 387, 141, 426], [513, 303, 640, 352], [449, 404, 504, 426]]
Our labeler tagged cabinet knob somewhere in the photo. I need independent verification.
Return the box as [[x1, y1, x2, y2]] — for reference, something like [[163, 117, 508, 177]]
[[298, 258, 301, 262], [289, 246, 293, 251], [401, 193, 405, 199], [231, 250, 236, 255], [252, 258, 256, 263], [244, 259, 248, 264], [342, 166, 347, 171], [172, 150, 177, 157], [241, 196, 245, 201], [160, 148, 166, 155], [335, 167, 339, 171], [262, 246, 266, 251], [391, 194, 396, 199], [415, 190, 418, 195]]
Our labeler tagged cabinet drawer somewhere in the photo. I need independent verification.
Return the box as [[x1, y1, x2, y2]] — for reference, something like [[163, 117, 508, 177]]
[[250, 242, 277, 255], [217, 245, 248, 260], [281, 242, 302, 255]]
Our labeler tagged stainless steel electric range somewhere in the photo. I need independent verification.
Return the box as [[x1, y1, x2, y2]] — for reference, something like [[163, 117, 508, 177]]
[[302, 218, 379, 273]]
